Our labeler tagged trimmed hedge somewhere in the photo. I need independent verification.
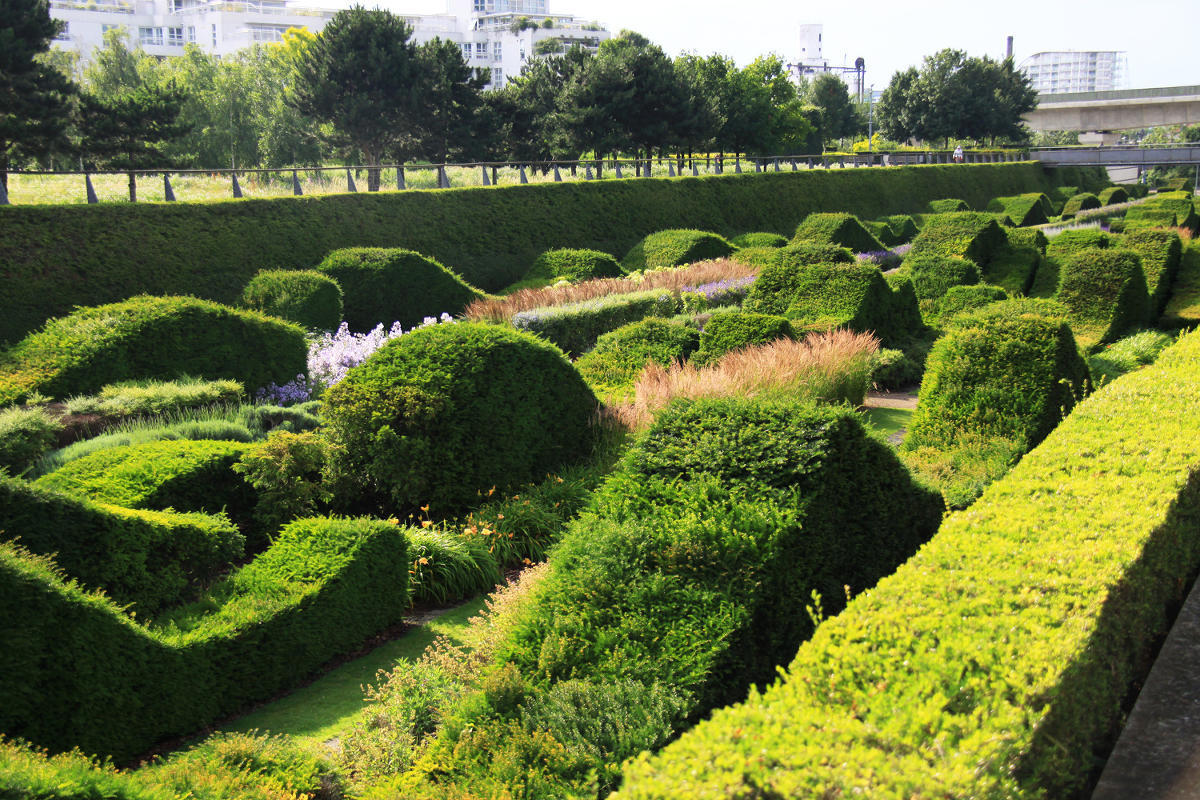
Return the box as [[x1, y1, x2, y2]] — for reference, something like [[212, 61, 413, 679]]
[[0, 296, 307, 407], [935, 284, 1009, 322], [881, 214, 920, 244], [1046, 227, 1112, 260], [0, 475, 242, 615], [1057, 248, 1152, 348], [0, 516, 409, 761], [1121, 227, 1183, 315], [894, 254, 980, 300], [1142, 193, 1199, 232], [0, 163, 1062, 345], [1162, 241, 1200, 329], [323, 323, 597, 513], [693, 310, 795, 365], [928, 198, 970, 213], [575, 318, 700, 393], [985, 192, 1051, 227], [240, 269, 343, 331], [729, 232, 787, 249], [792, 212, 885, 253], [0, 407, 61, 476], [1060, 192, 1101, 219], [511, 289, 678, 357], [1123, 207, 1179, 229], [1098, 186, 1130, 205], [523, 248, 625, 284], [908, 212, 1009, 270], [621, 229, 735, 271], [315, 247, 484, 332], [619, 327, 1200, 800]]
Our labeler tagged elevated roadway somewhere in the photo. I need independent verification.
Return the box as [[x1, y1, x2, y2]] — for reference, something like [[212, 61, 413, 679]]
[[1025, 85, 1200, 144]]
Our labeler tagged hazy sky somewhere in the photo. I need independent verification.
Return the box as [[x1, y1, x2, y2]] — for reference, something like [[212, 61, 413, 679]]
[[372, 0, 1199, 90]]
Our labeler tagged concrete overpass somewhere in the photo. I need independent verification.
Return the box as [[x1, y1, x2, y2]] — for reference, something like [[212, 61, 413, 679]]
[[1031, 144, 1200, 167], [1024, 85, 1200, 144]]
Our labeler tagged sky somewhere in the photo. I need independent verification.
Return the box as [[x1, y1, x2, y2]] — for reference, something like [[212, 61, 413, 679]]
[[370, 0, 1200, 90]]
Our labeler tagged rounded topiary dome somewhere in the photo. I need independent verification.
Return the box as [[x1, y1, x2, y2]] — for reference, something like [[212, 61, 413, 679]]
[[241, 269, 343, 331], [323, 322, 598, 512]]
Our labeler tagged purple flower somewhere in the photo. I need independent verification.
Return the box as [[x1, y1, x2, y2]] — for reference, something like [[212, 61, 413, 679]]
[[682, 275, 757, 306]]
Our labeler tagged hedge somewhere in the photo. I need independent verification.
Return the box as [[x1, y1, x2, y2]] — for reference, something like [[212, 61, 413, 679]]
[[1046, 227, 1112, 261], [0, 163, 1063, 344], [323, 323, 597, 513], [893, 254, 980, 300], [880, 214, 920, 243], [0, 475, 243, 615], [729, 232, 787, 249], [1060, 192, 1101, 219], [791, 212, 885, 253], [1057, 248, 1152, 349], [511, 289, 678, 357], [1141, 192, 1199, 232], [908, 212, 1009, 270], [618, 327, 1200, 800], [240, 269, 343, 331], [523, 248, 626, 284], [935, 283, 1009, 322], [315, 247, 485, 332], [928, 198, 970, 213], [734, 241, 855, 270], [693, 310, 795, 365], [1161, 241, 1200, 329], [1121, 227, 1183, 315], [0, 296, 307, 407], [1098, 186, 1130, 205], [0, 516, 409, 761], [0, 407, 61, 476], [621, 229, 735, 271], [575, 318, 699, 393], [1123, 207, 1179, 229], [985, 192, 1052, 227]]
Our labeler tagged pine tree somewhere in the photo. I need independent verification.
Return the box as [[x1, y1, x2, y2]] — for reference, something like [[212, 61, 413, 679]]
[[78, 83, 190, 199]]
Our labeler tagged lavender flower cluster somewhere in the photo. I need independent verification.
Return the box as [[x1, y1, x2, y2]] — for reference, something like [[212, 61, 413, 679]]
[[857, 243, 912, 270], [681, 275, 757, 306], [256, 313, 455, 405]]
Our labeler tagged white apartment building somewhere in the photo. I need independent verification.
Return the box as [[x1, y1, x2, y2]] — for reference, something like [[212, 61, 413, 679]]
[[48, 0, 609, 90], [1018, 51, 1128, 95]]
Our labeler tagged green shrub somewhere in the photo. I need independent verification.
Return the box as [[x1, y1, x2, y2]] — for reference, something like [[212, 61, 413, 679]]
[[575, 318, 700, 394], [880, 214, 920, 243], [905, 300, 1090, 452], [927, 198, 970, 212], [0, 406, 61, 476], [1087, 329, 1175, 385], [987, 243, 1041, 295], [693, 310, 795, 365], [316, 247, 485, 332], [901, 432, 1027, 510], [1124, 207, 1179, 229], [0, 296, 306, 408], [869, 347, 923, 390], [1099, 186, 1130, 205], [792, 212, 885, 253], [323, 323, 597, 514], [621, 229, 735, 271], [0, 516, 409, 760], [406, 525, 502, 606], [731, 241, 854, 270], [232, 430, 331, 535], [861, 220, 895, 246], [240, 269, 343, 331], [986, 192, 1052, 227], [1162, 241, 1200, 329], [619, 328, 1200, 799], [1121, 227, 1183, 315], [1057, 248, 1152, 348], [511, 289, 678, 357], [237, 402, 322, 435], [908, 212, 1009, 270], [0, 475, 242, 615], [1006, 225, 1048, 255], [894, 254, 980, 300], [935, 283, 1009, 323], [64, 377, 244, 419], [1046, 227, 1112, 260], [729, 232, 787, 249], [523, 248, 625, 284], [1050, 185, 1078, 206], [1142, 193, 1199, 232], [1060, 192, 1101, 219]]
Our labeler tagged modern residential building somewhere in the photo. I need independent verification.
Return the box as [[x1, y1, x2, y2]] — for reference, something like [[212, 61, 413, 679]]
[[48, 0, 609, 90], [1018, 51, 1128, 95]]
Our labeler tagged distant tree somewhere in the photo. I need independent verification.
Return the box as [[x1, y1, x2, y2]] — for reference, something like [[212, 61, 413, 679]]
[[492, 45, 588, 162], [745, 55, 817, 154], [875, 65, 921, 144], [291, 6, 421, 190], [410, 37, 489, 163], [81, 26, 144, 96], [0, 0, 76, 191], [806, 72, 861, 145], [78, 83, 190, 198], [1184, 124, 1200, 143]]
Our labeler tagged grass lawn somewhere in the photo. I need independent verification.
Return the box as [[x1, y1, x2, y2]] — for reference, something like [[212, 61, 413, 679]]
[[861, 406, 913, 441], [218, 596, 488, 745]]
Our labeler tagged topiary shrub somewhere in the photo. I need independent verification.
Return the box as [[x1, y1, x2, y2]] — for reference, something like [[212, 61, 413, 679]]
[[908, 212, 1009, 271], [693, 310, 795, 365], [985, 193, 1051, 227], [1088, 329, 1175, 385], [894, 254, 980, 300], [792, 212, 885, 253], [1121, 227, 1183, 315], [511, 289, 678, 357], [1060, 192, 1101, 219], [730, 232, 787, 249], [575, 318, 699, 394], [1046, 227, 1112, 260], [0, 296, 306, 408], [323, 323, 597, 514], [732, 241, 854, 269], [987, 244, 1041, 296], [0, 407, 62, 476], [928, 198, 970, 213], [621, 230, 735, 272], [1057, 248, 1152, 349], [1098, 186, 1130, 205], [316, 247, 485, 332], [880, 215, 920, 244], [523, 249, 626, 284], [241, 269, 343, 331], [935, 284, 1009, 323]]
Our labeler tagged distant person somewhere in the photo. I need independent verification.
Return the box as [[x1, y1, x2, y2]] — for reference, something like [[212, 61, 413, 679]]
[[953, 145, 964, 163]]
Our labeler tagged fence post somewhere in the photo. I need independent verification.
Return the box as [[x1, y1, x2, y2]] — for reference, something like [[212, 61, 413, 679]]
[[615, 163, 623, 178], [734, 159, 742, 173], [163, 173, 176, 201], [346, 168, 357, 192], [553, 164, 562, 182], [481, 166, 491, 186], [85, 174, 98, 203], [520, 165, 529, 184], [692, 161, 699, 176], [668, 161, 676, 177], [231, 173, 243, 198], [397, 166, 406, 190], [0, 178, 8, 205], [292, 170, 303, 196], [438, 166, 449, 188], [128, 172, 137, 202]]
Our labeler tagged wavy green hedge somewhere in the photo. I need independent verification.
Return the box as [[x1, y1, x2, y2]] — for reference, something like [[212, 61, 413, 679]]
[[575, 318, 699, 393], [0, 516, 409, 761], [240, 268, 343, 331], [693, 310, 795, 365], [0, 164, 1060, 344], [986, 192, 1052, 227], [792, 212, 884, 253], [621, 229, 734, 271], [618, 326, 1200, 800], [909, 212, 1009, 270], [1057, 248, 1151, 349], [1121, 228, 1183, 315], [511, 289, 678, 357]]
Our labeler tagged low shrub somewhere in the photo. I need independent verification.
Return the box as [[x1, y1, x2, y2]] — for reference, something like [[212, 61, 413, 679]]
[[935, 283, 1009, 323], [1121, 227, 1183, 315], [511, 289, 678, 357], [406, 526, 502, 607], [986, 192, 1052, 227], [63, 377, 244, 420], [893, 254, 980, 300], [869, 347, 924, 390], [323, 323, 597, 514], [232, 430, 331, 536], [901, 432, 1026, 510], [1141, 193, 1199, 232], [1006, 226, 1048, 255], [619, 328, 1200, 799], [693, 310, 795, 365], [908, 212, 1009, 270], [315, 247, 485, 332], [523, 249, 626, 284], [0, 296, 306, 408], [729, 232, 787, 249], [1087, 329, 1175, 385], [240, 269, 343, 331], [928, 198, 970, 213], [575, 318, 700, 395], [1099, 186, 1130, 205], [1124, 207, 1179, 229], [1057, 248, 1152, 348], [880, 214, 920, 244], [792, 212, 885, 253], [621, 230, 734, 271], [1046, 227, 1112, 260], [678, 275, 756, 311], [1060, 192, 1101, 219], [0, 407, 62, 476], [0, 475, 242, 615]]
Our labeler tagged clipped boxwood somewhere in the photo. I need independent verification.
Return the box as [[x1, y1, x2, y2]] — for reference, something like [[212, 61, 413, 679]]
[[511, 289, 677, 357], [0, 296, 306, 408], [731, 241, 854, 269], [0, 516, 409, 761], [908, 212, 1009, 270], [1098, 185, 1130, 205], [729, 232, 787, 249], [935, 283, 1009, 322], [792, 212, 885, 253], [0, 407, 62, 476], [1046, 227, 1112, 260], [927, 198, 970, 213], [316, 247, 484, 332], [575, 318, 699, 393], [986, 192, 1052, 227], [240, 269, 343, 331], [619, 328, 1200, 800], [523, 248, 625, 284], [1057, 248, 1152, 348], [621, 229, 735, 272], [894, 254, 980, 300], [693, 310, 795, 365], [1060, 192, 1101, 219], [323, 323, 597, 513], [0, 474, 242, 615], [1122, 227, 1183, 315], [881, 214, 920, 244]]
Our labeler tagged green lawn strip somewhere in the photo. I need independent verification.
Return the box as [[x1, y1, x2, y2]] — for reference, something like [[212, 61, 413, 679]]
[[861, 406, 913, 440], [219, 597, 487, 745]]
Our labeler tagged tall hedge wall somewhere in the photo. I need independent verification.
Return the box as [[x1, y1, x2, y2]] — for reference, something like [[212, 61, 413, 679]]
[[618, 326, 1200, 800], [0, 164, 1059, 344]]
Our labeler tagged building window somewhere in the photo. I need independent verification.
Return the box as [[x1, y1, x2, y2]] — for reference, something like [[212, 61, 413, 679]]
[[187, 26, 195, 42], [139, 26, 163, 46], [493, 40, 502, 60], [492, 68, 503, 87], [211, 23, 217, 47], [474, 0, 485, 10], [167, 26, 184, 45], [102, 23, 120, 32], [475, 41, 486, 58], [461, 42, 471, 59]]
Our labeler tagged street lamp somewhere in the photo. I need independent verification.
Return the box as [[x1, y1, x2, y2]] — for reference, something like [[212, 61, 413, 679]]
[[867, 84, 874, 153]]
